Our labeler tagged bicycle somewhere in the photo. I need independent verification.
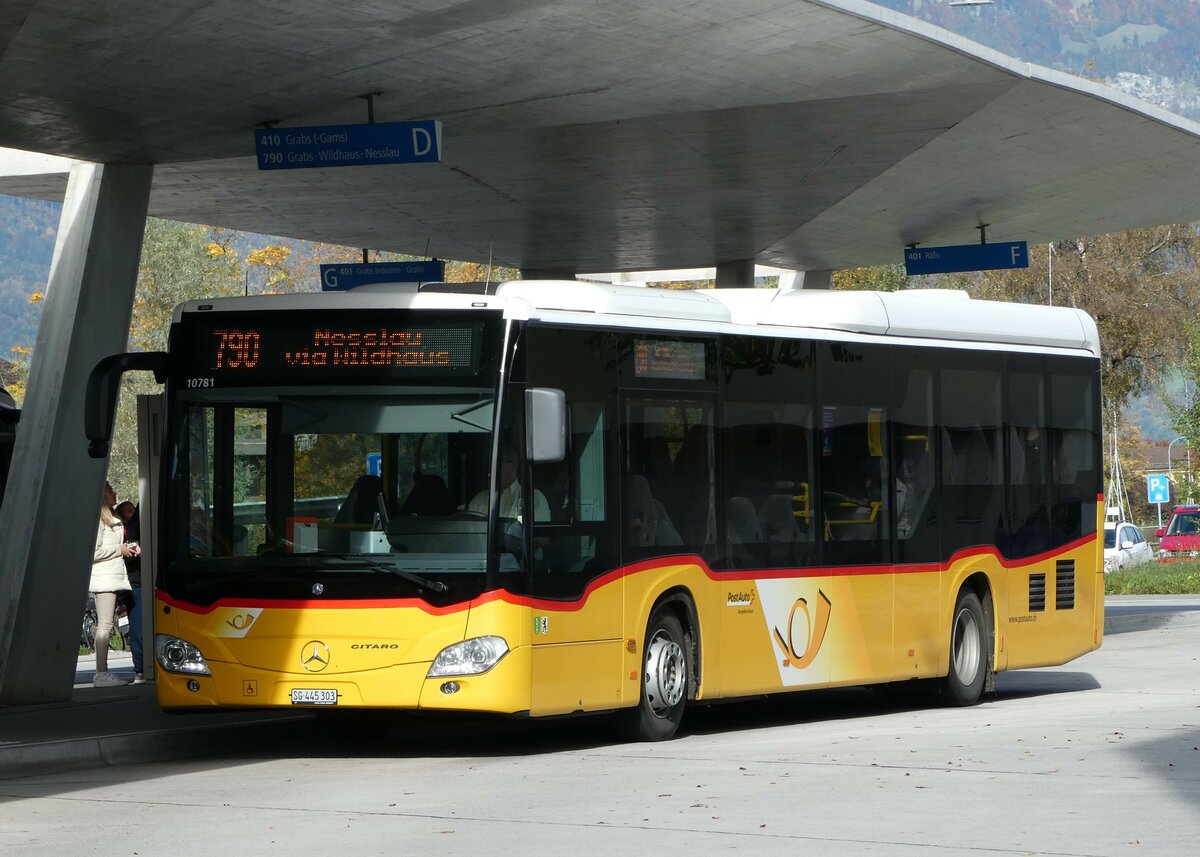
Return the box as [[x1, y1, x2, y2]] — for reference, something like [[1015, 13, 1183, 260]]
[[80, 593, 128, 653]]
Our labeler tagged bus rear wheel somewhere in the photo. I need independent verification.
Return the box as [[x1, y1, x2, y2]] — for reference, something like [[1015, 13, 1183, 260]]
[[624, 609, 690, 741], [943, 588, 988, 706]]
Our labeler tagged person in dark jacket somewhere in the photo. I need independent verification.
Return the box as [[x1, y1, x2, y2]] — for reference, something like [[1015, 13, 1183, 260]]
[[116, 501, 145, 684]]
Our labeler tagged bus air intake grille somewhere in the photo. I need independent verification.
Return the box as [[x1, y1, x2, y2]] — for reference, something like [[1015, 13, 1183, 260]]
[[1029, 573, 1046, 613], [1056, 560, 1076, 610]]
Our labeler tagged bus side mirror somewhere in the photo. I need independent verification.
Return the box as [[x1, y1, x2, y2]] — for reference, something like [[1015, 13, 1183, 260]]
[[525, 387, 567, 463], [85, 351, 168, 458]]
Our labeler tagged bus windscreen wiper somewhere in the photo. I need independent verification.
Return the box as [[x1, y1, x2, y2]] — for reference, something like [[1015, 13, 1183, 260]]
[[332, 557, 448, 594]]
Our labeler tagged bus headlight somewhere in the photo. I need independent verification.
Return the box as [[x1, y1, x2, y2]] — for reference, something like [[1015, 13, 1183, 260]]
[[155, 634, 212, 676], [428, 636, 509, 677]]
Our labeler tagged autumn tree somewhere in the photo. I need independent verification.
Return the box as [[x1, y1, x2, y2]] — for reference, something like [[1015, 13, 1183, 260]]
[[832, 264, 906, 292], [105, 220, 245, 500], [976, 228, 1199, 408], [1163, 315, 1200, 501]]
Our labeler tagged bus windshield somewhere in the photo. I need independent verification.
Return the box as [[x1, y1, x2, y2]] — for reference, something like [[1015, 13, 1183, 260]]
[[160, 309, 514, 605]]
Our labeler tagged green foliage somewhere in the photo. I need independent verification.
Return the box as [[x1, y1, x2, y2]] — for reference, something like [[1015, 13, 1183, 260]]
[[832, 264, 906, 292], [1105, 561, 1200, 595]]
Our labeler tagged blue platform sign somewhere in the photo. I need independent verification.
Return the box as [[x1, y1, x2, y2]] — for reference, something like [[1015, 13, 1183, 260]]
[[320, 260, 445, 291], [1147, 473, 1171, 505], [904, 241, 1029, 276], [255, 120, 442, 170], [367, 452, 382, 478]]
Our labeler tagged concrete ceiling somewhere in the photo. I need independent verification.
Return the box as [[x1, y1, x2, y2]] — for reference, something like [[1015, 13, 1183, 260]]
[[2, 0, 1200, 273]]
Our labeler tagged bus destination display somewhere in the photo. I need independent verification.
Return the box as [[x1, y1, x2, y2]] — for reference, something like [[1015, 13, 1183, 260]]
[[178, 312, 485, 385], [211, 327, 472, 370]]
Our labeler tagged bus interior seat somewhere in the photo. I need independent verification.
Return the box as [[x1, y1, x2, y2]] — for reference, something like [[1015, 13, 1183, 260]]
[[334, 475, 384, 525], [399, 473, 455, 516], [652, 499, 682, 546], [626, 475, 659, 548], [944, 426, 994, 523], [946, 425, 992, 484], [759, 493, 803, 559], [726, 496, 764, 566], [626, 474, 683, 548]]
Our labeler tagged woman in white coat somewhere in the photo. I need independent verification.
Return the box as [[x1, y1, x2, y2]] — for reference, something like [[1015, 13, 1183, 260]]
[[91, 482, 139, 687]]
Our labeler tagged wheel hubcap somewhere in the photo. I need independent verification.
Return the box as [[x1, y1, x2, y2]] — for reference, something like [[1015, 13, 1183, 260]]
[[644, 629, 686, 716], [951, 607, 981, 686]]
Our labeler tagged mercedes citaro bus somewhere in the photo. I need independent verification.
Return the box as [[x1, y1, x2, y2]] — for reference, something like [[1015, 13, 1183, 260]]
[[86, 282, 1103, 740]]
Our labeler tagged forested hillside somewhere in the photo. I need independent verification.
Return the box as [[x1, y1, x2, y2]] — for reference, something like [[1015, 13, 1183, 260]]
[[875, 0, 1200, 118], [0, 194, 59, 358]]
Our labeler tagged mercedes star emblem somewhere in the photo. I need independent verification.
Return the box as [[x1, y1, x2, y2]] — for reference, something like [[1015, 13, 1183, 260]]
[[312, 583, 325, 595], [300, 640, 331, 672]]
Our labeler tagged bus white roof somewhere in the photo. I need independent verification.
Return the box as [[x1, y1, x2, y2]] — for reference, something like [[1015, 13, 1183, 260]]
[[176, 281, 1100, 356]]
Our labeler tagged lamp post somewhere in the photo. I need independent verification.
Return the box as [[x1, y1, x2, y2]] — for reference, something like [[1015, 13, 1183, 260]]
[[1047, 242, 1054, 306], [1168, 436, 1183, 467], [1168, 436, 1189, 501]]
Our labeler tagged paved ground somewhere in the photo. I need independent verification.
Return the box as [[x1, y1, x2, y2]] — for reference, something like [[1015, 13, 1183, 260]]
[[0, 597, 1197, 856]]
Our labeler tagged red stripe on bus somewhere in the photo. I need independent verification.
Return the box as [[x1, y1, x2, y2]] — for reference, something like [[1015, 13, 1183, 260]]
[[158, 531, 1095, 616]]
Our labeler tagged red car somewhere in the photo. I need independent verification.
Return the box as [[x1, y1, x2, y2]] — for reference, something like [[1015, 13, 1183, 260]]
[[1157, 505, 1200, 561]]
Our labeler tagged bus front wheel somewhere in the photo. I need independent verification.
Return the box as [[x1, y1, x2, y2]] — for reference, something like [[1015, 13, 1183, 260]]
[[942, 588, 988, 706], [624, 609, 690, 741]]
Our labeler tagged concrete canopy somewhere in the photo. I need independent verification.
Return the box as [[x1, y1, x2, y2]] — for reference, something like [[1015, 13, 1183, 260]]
[[3, 0, 1200, 274]]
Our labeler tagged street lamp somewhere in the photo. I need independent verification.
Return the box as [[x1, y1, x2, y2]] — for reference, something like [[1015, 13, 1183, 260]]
[[1168, 436, 1192, 501], [1047, 242, 1054, 306], [1168, 436, 1184, 469]]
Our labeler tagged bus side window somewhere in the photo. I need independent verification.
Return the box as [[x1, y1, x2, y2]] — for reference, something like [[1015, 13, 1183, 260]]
[[940, 363, 1003, 552], [526, 327, 615, 596], [1049, 369, 1099, 547], [819, 342, 891, 565], [887, 356, 940, 563], [1005, 365, 1048, 559]]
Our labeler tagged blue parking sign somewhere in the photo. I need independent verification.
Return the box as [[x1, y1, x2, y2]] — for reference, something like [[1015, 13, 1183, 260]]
[[1147, 474, 1171, 504]]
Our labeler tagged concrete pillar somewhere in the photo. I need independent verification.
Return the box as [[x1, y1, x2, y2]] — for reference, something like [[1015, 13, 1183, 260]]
[[0, 162, 153, 705], [778, 269, 832, 290], [715, 260, 756, 288]]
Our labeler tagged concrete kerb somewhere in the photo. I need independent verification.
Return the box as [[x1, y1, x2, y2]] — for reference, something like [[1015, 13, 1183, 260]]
[[0, 710, 314, 780], [1103, 594, 1200, 634], [0, 650, 314, 780]]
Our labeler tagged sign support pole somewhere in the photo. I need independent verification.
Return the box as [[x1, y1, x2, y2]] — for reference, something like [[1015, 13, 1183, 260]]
[[358, 91, 382, 265]]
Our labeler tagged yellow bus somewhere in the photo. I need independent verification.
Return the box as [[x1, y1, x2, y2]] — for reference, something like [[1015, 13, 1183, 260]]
[[87, 282, 1104, 740]]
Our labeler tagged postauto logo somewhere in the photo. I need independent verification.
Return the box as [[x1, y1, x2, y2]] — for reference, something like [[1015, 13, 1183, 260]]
[[726, 590, 755, 607]]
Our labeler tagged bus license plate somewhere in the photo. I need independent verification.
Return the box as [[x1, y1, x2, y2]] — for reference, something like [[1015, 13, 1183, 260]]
[[291, 688, 337, 706]]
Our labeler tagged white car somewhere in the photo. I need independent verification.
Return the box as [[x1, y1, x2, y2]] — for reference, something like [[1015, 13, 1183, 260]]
[[1103, 522, 1154, 572]]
